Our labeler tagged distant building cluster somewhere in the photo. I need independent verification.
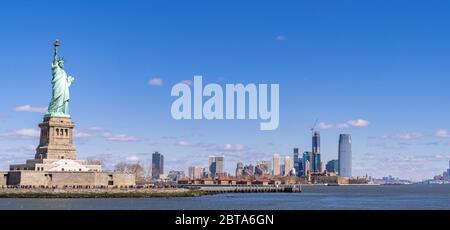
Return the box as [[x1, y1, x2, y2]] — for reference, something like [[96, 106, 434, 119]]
[[188, 166, 205, 179], [269, 132, 352, 182], [372, 175, 412, 185], [431, 160, 450, 183], [151, 131, 356, 184], [167, 170, 185, 181], [180, 131, 355, 184]]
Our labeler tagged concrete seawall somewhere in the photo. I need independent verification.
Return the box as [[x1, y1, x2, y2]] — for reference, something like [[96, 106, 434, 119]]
[[0, 188, 208, 198]]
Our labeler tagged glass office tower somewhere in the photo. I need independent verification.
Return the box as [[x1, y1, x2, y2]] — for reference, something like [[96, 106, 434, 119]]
[[152, 152, 164, 179], [338, 134, 352, 177], [312, 131, 321, 172]]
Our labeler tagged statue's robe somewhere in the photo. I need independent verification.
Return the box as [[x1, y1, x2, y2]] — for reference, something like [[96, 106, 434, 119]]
[[47, 63, 74, 115]]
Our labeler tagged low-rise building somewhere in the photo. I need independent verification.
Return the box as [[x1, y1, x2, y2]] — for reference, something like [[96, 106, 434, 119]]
[[0, 172, 7, 187], [6, 171, 135, 187]]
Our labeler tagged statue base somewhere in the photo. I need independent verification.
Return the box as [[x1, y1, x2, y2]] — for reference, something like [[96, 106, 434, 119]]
[[35, 116, 77, 160]]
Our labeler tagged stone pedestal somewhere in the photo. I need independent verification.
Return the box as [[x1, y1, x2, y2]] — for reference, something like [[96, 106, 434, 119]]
[[35, 116, 77, 160]]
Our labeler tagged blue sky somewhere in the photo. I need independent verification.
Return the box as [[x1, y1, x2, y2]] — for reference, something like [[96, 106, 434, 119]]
[[1, 0, 450, 181]]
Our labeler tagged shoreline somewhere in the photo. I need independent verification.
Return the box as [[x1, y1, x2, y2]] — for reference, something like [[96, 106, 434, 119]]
[[0, 188, 209, 199], [300, 183, 381, 186]]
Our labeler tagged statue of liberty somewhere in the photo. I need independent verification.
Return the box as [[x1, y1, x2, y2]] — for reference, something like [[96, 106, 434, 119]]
[[46, 39, 75, 117]]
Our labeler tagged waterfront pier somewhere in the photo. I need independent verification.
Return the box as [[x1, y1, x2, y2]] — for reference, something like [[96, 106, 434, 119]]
[[183, 184, 301, 193]]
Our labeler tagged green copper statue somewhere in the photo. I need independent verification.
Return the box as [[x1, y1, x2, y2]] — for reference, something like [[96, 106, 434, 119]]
[[46, 39, 74, 117]]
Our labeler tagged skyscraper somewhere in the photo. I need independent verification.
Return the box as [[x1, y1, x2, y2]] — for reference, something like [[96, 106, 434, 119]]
[[209, 155, 225, 177], [338, 134, 352, 177], [312, 131, 320, 154], [235, 161, 244, 178], [216, 156, 225, 176], [293, 148, 300, 176], [299, 159, 304, 177], [284, 156, 293, 176], [208, 156, 216, 176], [446, 160, 450, 180], [313, 153, 321, 173], [152, 151, 164, 180], [304, 160, 311, 177], [447, 161, 450, 180], [273, 154, 281, 176], [312, 131, 321, 173], [303, 151, 313, 176]]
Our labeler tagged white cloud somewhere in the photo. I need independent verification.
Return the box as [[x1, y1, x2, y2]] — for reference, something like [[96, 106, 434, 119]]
[[87, 127, 104, 132], [336, 123, 350, 128], [126, 155, 140, 162], [102, 132, 137, 142], [275, 35, 286, 41], [384, 132, 423, 140], [72, 127, 105, 140], [175, 140, 247, 153], [0, 145, 36, 154], [14, 129, 40, 138], [316, 119, 370, 130], [73, 131, 92, 138], [434, 129, 449, 138], [220, 144, 246, 152], [148, 78, 163, 86], [177, 140, 193, 146], [347, 119, 370, 128], [370, 143, 407, 150], [425, 141, 441, 146], [15, 105, 47, 113], [316, 122, 334, 129], [0, 128, 40, 139]]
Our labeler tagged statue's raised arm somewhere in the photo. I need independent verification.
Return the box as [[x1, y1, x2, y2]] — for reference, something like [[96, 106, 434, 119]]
[[53, 39, 59, 66]]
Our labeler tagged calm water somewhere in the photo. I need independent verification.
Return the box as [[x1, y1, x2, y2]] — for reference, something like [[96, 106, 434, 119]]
[[1, 184, 449, 210]]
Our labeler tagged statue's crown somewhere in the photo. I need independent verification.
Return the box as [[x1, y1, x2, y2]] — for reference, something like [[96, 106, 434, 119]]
[[58, 57, 65, 62]]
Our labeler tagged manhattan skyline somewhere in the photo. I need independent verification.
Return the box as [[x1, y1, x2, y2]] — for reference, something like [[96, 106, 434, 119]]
[[1, 1, 450, 181]]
